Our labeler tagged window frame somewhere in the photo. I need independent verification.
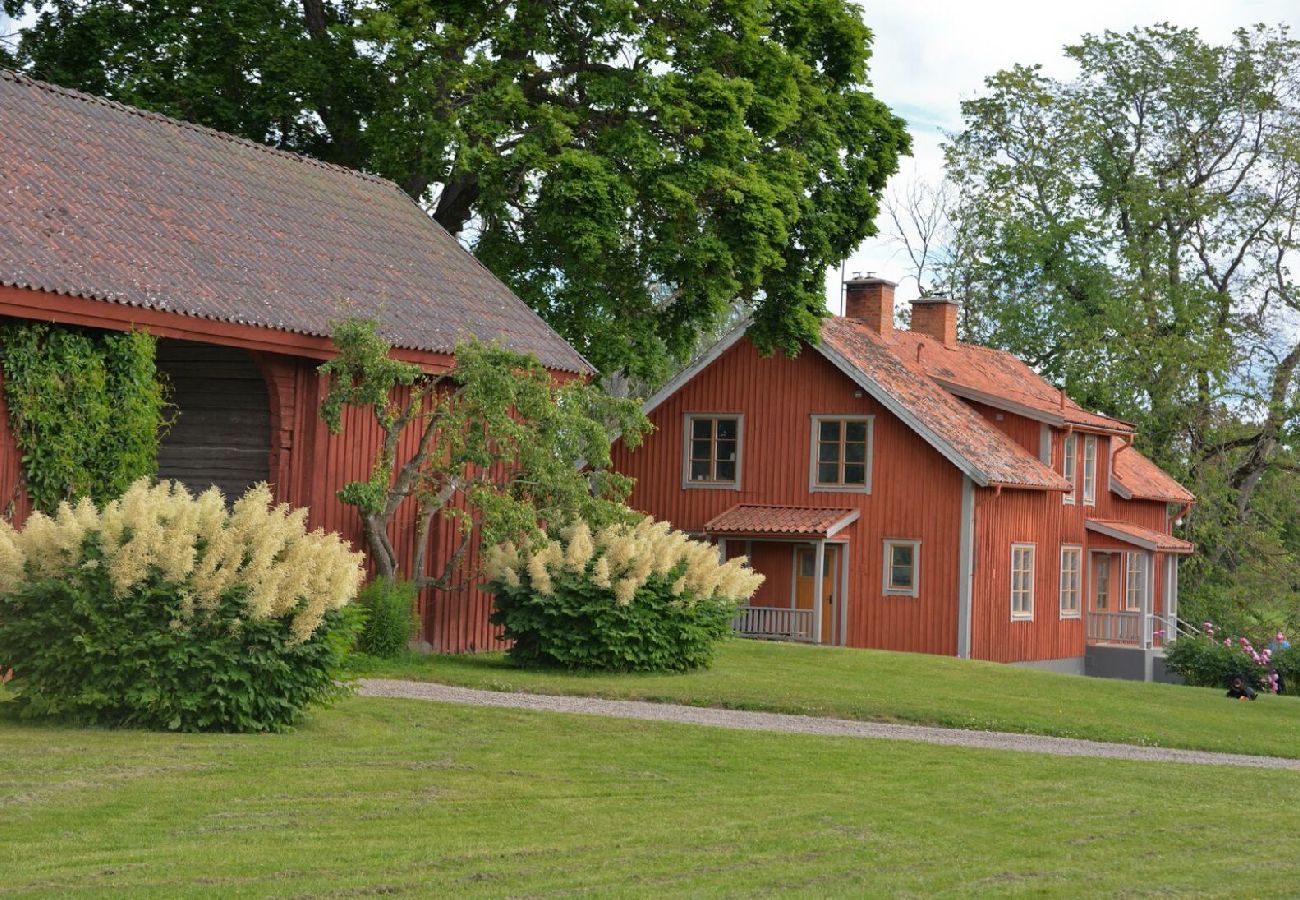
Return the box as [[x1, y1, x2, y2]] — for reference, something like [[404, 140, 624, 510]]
[[1094, 556, 1111, 611], [882, 539, 921, 598], [1059, 545, 1082, 619], [808, 415, 874, 494], [1125, 551, 1148, 612], [1082, 434, 1097, 506], [681, 413, 744, 490], [1011, 543, 1036, 621], [1062, 433, 1077, 505]]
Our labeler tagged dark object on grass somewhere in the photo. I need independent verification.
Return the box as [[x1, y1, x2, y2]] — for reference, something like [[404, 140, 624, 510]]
[[1227, 675, 1258, 701]]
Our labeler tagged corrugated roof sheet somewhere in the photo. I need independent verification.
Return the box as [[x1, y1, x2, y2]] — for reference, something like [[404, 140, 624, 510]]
[[705, 504, 858, 538], [0, 70, 590, 373], [890, 331, 1133, 434], [1086, 519, 1195, 554], [820, 319, 1071, 490], [1111, 444, 1195, 504]]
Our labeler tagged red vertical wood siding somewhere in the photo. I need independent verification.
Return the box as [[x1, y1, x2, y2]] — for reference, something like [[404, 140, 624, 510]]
[[971, 418, 1180, 662], [612, 338, 964, 656]]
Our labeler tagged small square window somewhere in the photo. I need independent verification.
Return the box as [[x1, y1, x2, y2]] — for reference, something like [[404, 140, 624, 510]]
[[883, 540, 919, 596]]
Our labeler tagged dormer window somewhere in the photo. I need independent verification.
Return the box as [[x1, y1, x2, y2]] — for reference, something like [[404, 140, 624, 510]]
[[1062, 433, 1077, 504], [682, 414, 742, 489], [1082, 435, 1098, 505]]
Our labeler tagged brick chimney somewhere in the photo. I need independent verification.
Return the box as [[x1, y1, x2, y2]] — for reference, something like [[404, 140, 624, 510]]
[[843, 276, 896, 338], [910, 295, 959, 348]]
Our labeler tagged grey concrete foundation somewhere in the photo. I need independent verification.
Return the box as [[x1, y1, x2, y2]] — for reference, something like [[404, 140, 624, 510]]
[[1013, 656, 1086, 676]]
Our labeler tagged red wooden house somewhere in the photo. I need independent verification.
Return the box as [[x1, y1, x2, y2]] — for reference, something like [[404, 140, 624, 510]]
[[612, 277, 1196, 680], [0, 70, 591, 652]]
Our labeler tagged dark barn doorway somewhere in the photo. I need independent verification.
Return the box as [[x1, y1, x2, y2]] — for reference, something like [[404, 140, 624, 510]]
[[155, 339, 271, 499]]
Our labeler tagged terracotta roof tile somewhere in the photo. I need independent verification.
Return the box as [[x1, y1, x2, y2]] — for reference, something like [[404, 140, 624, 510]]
[[1086, 519, 1195, 554], [890, 331, 1133, 434], [0, 70, 590, 373], [1111, 445, 1195, 504], [819, 319, 1071, 490], [705, 504, 859, 538]]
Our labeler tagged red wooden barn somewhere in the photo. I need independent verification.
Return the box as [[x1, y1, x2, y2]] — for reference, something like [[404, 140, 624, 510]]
[[612, 277, 1196, 680], [0, 70, 591, 652]]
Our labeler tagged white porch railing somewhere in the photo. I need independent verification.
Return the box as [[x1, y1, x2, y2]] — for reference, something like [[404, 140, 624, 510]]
[[1087, 611, 1144, 646], [1087, 612, 1195, 649], [732, 605, 815, 642]]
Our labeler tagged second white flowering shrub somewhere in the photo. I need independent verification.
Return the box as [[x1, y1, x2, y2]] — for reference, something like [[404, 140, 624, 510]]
[[485, 517, 764, 672], [0, 479, 366, 732]]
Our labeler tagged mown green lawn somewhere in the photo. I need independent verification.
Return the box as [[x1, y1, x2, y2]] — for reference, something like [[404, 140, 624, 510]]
[[353, 638, 1300, 758], [4, 695, 1300, 897]]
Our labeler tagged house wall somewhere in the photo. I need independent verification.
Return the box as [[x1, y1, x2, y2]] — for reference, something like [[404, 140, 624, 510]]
[[969, 412, 1180, 662], [612, 337, 964, 655]]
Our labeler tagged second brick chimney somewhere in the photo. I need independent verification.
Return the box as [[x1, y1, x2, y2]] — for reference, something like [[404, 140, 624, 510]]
[[843, 276, 897, 338], [910, 295, 959, 347]]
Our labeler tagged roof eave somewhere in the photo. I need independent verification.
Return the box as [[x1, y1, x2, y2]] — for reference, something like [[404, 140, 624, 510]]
[[934, 380, 1134, 435], [815, 341, 995, 487]]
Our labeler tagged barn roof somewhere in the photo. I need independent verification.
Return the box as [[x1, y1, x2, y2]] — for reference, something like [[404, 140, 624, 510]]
[[0, 70, 590, 374], [889, 332, 1133, 435], [1110, 444, 1195, 504]]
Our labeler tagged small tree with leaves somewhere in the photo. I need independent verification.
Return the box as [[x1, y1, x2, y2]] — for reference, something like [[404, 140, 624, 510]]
[[318, 318, 650, 591]]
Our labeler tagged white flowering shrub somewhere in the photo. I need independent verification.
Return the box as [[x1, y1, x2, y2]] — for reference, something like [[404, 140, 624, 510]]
[[0, 479, 366, 731], [485, 517, 764, 671]]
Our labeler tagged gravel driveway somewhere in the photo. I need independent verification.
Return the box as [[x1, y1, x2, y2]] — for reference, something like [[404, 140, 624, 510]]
[[358, 678, 1300, 770]]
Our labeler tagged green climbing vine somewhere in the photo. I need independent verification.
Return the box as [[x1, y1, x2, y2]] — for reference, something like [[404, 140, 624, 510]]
[[0, 323, 171, 513]]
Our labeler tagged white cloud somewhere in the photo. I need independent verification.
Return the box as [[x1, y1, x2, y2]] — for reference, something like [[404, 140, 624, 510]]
[[826, 0, 1300, 309]]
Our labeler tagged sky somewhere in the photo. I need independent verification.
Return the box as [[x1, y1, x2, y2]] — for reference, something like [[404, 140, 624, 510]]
[[828, 0, 1300, 313]]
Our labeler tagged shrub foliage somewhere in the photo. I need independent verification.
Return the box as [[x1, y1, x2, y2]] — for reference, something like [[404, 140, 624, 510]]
[[0, 479, 366, 731], [355, 578, 418, 658], [0, 323, 170, 512], [1163, 623, 1296, 695], [485, 518, 764, 672]]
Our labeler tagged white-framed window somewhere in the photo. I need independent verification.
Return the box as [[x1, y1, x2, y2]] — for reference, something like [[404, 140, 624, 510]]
[[1059, 545, 1082, 618], [1082, 434, 1097, 505], [1125, 551, 1148, 611], [809, 415, 873, 492], [882, 540, 920, 597], [1011, 543, 1036, 620], [682, 414, 742, 489], [1062, 433, 1077, 504], [1095, 556, 1111, 611]]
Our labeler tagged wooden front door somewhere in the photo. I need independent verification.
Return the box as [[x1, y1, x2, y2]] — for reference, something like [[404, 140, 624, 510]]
[[794, 545, 839, 644]]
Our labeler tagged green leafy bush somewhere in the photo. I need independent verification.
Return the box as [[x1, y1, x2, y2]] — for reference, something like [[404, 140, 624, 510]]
[[0, 323, 170, 512], [0, 479, 366, 731], [1163, 623, 1294, 695], [485, 518, 763, 672], [355, 578, 418, 657]]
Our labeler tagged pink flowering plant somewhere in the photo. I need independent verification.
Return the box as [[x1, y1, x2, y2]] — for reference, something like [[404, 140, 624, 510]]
[[1164, 621, 1295, 694]]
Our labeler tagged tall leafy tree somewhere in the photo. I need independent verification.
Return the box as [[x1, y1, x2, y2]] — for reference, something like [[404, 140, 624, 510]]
[[941, 24, 1300, 625], [5, 0, 908, 381]]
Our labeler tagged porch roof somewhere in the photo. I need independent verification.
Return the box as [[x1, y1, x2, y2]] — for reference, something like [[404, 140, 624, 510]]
[[704, 504, 859, 540], [1086, 519, 1195, 555]]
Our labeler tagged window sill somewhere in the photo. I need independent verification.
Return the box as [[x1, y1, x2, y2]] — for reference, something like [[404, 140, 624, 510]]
[[1059, 611, 1082, 620], [1010, 613, 1034, 622], [809, 485, 871, 494], [682, 482, 740, 491], [883, 589, 919, 598]]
